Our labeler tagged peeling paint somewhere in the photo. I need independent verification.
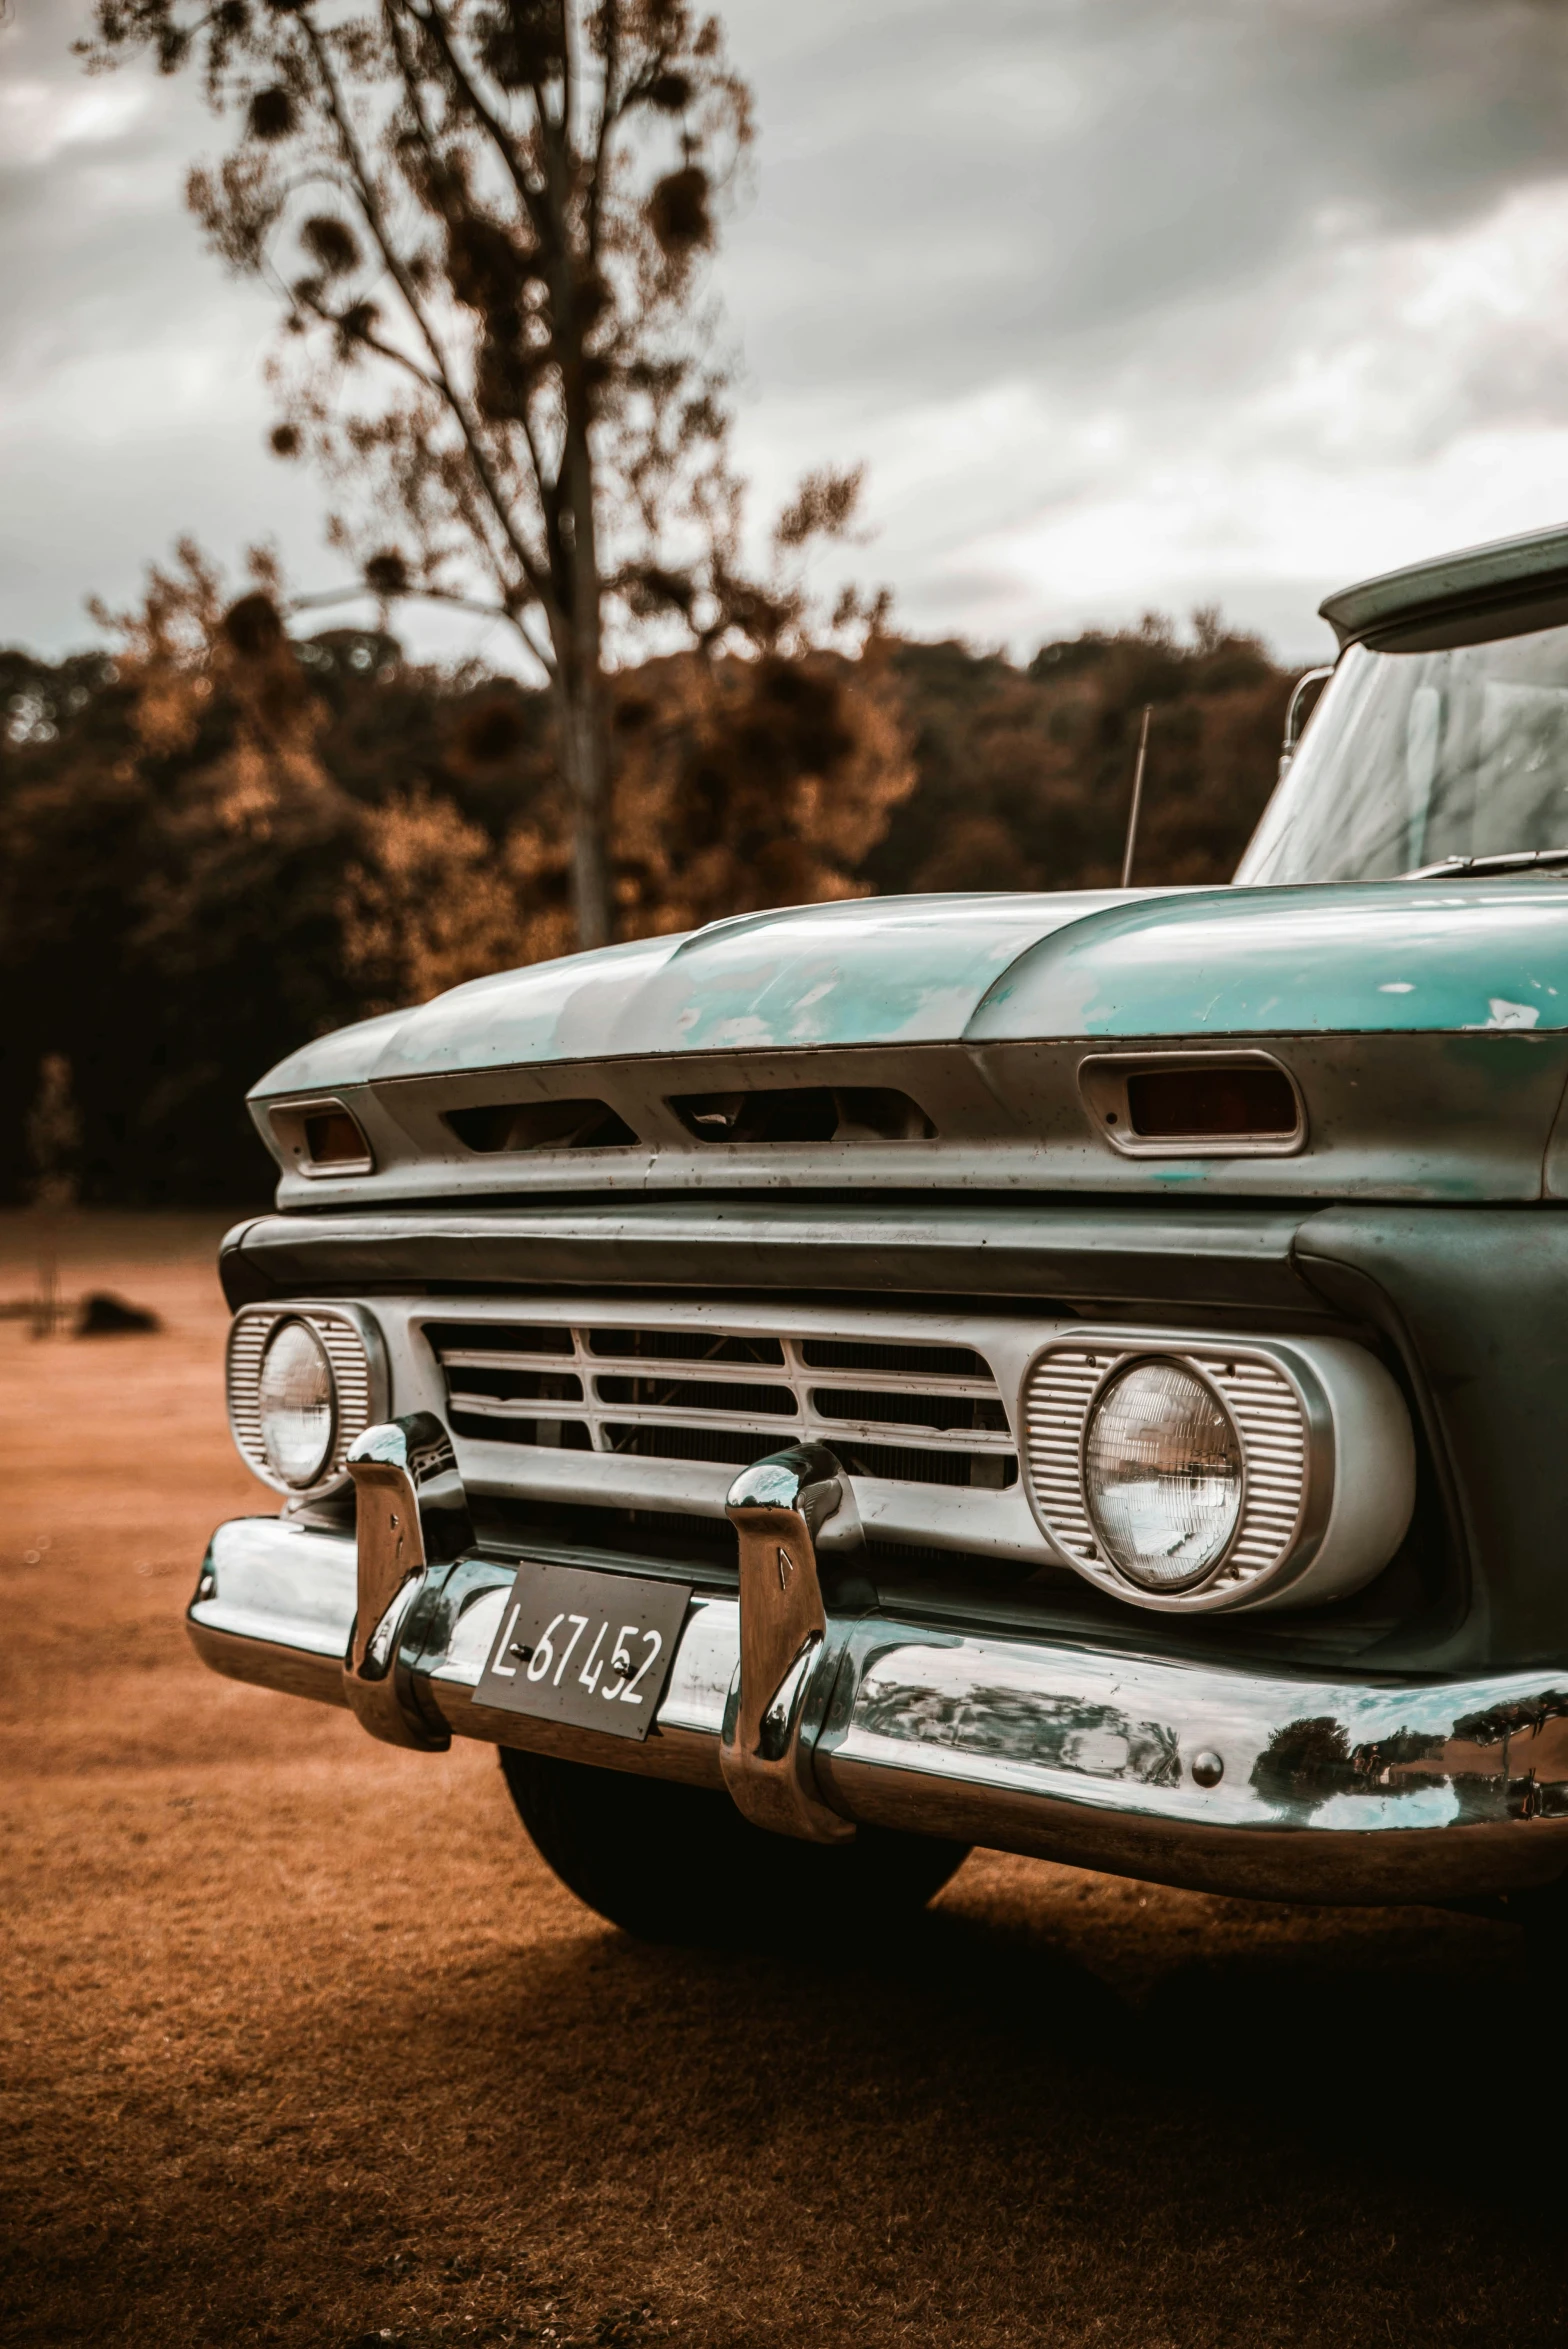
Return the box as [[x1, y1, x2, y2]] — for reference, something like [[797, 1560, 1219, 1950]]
[[1478, 999, 1541, 1030], [249, 877, 1568, 1100], [969, 882, 1568, 1043]]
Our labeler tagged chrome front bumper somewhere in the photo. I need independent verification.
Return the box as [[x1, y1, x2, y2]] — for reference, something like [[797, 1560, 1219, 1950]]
[[188, 1510, 1568, 1907]]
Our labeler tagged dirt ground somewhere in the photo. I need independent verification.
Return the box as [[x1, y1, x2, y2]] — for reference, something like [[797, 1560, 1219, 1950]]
[[2, 1210, 1564, 2349]]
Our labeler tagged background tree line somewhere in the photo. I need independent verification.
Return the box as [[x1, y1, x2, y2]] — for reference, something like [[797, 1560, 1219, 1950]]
[[11, 3, 1294, 1204], [0, 544, 1291, 1206]]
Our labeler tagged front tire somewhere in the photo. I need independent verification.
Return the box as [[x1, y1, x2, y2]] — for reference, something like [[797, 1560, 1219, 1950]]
[[499, 1748, 970, 1946]]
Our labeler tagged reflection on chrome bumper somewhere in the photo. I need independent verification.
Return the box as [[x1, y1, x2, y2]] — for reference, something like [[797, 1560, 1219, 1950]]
[[189, 1514, 1568, 1905]]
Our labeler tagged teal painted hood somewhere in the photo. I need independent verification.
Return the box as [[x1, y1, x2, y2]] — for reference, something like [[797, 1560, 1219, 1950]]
[[253, 878, 1568, 1096]]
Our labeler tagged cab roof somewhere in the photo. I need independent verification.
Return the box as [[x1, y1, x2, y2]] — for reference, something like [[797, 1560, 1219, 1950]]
[[1320, 521, 1568, 653]]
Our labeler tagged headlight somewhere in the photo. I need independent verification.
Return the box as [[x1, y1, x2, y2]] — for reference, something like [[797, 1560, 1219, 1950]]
[[1023, 1327, 1416, 1614], [257, 1318, 337, 1488], [1083, 1358, 1242, 1592], [227, 1302, 380, 1497]]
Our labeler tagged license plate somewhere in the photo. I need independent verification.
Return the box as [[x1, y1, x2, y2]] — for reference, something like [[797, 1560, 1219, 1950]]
[[473, 1561, 692, 1743]]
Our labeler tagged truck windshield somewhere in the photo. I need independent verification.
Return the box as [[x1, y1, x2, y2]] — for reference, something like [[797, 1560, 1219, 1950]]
[[1236, 615, 1568, 884]]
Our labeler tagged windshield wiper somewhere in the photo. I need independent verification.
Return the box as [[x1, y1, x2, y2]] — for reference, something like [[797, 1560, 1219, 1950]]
[[1401, 846, 1568, 881]]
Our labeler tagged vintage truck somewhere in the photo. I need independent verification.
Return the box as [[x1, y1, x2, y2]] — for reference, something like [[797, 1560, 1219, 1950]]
[[192, 521, 1568, 1944]]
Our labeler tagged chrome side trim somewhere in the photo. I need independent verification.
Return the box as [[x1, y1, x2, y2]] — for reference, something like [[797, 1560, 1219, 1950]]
[[187, 1514, 1568, 1904], [719, 1445, 859, 1843]]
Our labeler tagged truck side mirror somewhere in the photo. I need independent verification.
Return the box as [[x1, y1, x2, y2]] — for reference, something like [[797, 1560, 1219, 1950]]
[[1279, 665, 1335, 778]]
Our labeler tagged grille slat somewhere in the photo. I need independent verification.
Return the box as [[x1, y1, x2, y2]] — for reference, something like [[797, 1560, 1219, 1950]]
[[605, 1422, 780, 1468], [448, 1391, 589, 1421], [810, 1383, 1009, 1427], [587, 1329, 785, 1366], [799, 1416, 1014, 1455], [593, 1375, 797, 1417], [440, 1345, 576, 1372], [429, 1313, 1017, 1492], [798, 1338, 991, 1379]]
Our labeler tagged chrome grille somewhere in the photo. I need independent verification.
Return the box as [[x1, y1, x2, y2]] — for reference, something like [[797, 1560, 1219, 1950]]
[[226, 1304, 377, 1497], [428, 1317, 1017, 1491], [1021, 1337, 1308, 1598]]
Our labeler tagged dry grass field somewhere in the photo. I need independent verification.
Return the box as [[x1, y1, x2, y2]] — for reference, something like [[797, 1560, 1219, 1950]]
[[2, 1211, 1564, 2349]]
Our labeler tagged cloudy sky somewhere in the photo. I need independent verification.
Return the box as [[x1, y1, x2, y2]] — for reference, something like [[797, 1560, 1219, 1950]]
[[6, 0, 1568, 670]]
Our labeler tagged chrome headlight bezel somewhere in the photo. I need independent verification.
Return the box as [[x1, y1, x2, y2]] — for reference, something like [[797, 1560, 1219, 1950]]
[[1020, 1326, 1415, 1614], [226, 1302, 386, 1501]]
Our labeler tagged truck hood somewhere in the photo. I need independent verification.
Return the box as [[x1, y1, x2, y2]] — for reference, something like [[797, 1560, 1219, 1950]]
[[257, 878, 1568, 1096]]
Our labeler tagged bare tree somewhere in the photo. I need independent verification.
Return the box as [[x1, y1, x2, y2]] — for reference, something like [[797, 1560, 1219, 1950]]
[[84, 1, 863, 948]]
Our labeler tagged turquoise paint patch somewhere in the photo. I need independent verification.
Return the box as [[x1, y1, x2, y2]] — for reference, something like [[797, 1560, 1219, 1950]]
[[966, 879, 1568, 1039], [253, 890, 1142, 1094], [249, 877, 1568, 1103], [369, 932, 680, 1078], [621, 894, 1129, 1055]]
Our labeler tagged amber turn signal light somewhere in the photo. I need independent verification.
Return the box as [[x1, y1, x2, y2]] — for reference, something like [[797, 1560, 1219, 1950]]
[[303, 1108, 371, 1164], [264, 1096, 375, 1176]]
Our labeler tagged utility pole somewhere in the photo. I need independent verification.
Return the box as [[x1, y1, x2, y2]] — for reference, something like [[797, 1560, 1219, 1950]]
[[1120, 704, 1153, 889]]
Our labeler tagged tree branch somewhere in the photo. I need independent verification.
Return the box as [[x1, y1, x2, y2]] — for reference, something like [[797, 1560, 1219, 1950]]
[[391, 0, 551, 246], [299, 11, 553, 610], [377, 0, 567, 604], [586, 1, 621, 262], [288, 577, 554, 675]]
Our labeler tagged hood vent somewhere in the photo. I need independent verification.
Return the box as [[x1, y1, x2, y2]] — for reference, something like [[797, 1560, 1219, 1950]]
[[670, 1086, 935, 1145], [1128, 1065, 1297, 1139], [445, 1098, 638, 1153], [1079, 1051, 1305, 1159]]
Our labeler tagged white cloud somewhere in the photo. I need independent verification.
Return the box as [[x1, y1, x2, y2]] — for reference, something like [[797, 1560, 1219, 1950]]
[[5, 0, 1568, 669], [0, 74, 151, 170]]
